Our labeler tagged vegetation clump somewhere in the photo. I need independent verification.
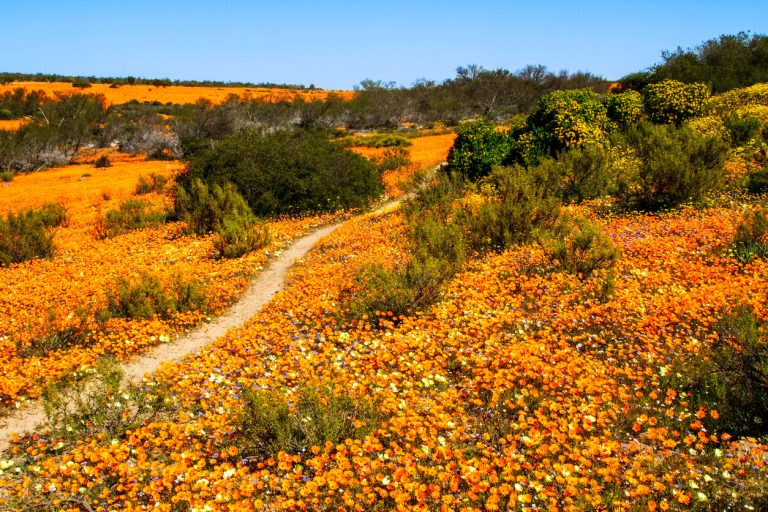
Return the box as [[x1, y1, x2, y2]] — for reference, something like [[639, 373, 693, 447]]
[[0, 204, 66, 266]]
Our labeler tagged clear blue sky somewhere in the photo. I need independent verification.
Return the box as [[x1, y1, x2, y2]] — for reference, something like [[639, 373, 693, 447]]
[[3, 0, 766, 89]]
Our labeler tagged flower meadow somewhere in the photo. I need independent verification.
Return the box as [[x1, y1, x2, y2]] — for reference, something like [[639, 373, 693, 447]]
[[0, 110, 767, 511], [1, 187, 767, 510]]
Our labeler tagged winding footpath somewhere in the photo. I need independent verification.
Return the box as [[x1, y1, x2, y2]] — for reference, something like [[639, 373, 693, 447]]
[[0, 195, 409, 451]]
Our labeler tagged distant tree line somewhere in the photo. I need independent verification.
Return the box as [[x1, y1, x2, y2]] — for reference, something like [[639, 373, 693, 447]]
[[0, 72, 313, 90], [620, 32, 768, 93]]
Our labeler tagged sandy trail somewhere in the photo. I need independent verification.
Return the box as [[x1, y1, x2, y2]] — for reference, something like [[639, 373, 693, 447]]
[[0, 196, 408, 451]]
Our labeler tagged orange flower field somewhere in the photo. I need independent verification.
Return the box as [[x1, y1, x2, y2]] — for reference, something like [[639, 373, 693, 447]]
[[0, 82, 354, 107], [1, 172, 767, 509], [0, 154, 341, 408]]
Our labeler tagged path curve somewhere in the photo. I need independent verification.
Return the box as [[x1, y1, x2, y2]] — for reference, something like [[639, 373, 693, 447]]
[[0, 196, 406, 451]]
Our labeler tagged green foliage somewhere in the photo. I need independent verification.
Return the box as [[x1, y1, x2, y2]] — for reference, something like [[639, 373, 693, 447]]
[[731, 208, 768, 264], [99, 271, 205, 321], [335, 133, 412, 148], [174, 179, 269, 258], [457, 164, 560, 254], [183, 128, 382, 216], [675, 305, 768, 438], [446, 120, 510, 181], [0, 207, 59, 266], [724, 115, 763, 146], [542, 144, 613, 203], [652, 32, 768, 93], [540, 215, 619, 280], [523, 89, 612, 157], [134, 172, 168, 195], [36, 203, 68, 227], [93, 154, 112, 168], [71, 78, 92, 89], [97, 199, 166, 238], [623, 122, 727, 209], [746, 169, 768, 194], [236, 385, 383, 461], [642, 79, 709, 125], [18, 308, 92, 358], [42, 356, 174, 446], [0, 170, 13, 182], [376, 146, 411, 172], [602, 90, 644, 128]]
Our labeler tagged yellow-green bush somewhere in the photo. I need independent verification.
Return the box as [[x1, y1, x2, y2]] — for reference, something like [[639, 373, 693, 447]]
[[686, 115, 729, 140], [709, 83, 768, 116], [603, 90, 644, 128], [642, 79, 709, 125]]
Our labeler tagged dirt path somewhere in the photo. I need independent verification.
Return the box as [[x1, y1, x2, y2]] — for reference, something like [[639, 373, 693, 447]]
[[0, 196, 409, 451]]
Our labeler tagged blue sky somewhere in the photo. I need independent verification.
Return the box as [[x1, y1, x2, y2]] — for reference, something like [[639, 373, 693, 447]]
[[3, 0, 766, 89]]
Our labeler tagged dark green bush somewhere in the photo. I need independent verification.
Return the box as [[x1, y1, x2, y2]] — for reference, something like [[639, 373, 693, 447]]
[[0, 208, 57, 266], [725, 115, 763, 146], [446, 120, 510, 181], [99, 271, 205, 321], [0, 170, 13, 182], [182, 128, 382, 216], [93, 155, 112, 168], [540, 215, 619, 280], [36, 203, 68, 227], [335, 134, 412, 148], [134, 172, 168, 195], [544, 144, 613, 203], [212, 217, 270, 259], [457, 164, 560, 254], [732, 208, 768, 264], [97, 199, 166, 238], [71, 78, 92, 89], [624, 123, 727, 209], [236, 385, 382, 461], [746, 169, 768, 194]]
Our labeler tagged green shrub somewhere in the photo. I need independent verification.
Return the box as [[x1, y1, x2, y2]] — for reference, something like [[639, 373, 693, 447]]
[[624, 123, 727, 209], [746, 169, 768, 194], [642, 79, 709, 125], [71, 78, 92, 89], [0, 170, 13, 182], [457, 164, 560, 254], [42, 356, 173, 446], [212, 217, 270, 259], [36, 203, 68, 227], [731, 208, 768, 264], [540, 215, 619, 280], [97, 199, 166, 238], [182, 128, 382, 216], [18, 308, 92, 358], [724, 115, 763, 146], [523, 89, 612, 157], [336, 134, 412, 148], [236, 385, 383, 461], [0, 208, 56, 266], [99, 271, 205, 321], [376, 146, 410, 172], [603, 90, 644, 128], [134, 172, 168, 195], [545, 144, 613, 203], [446, 120, 510, 181], [346, 264, 416, 319], [93, 155, 112, 168]]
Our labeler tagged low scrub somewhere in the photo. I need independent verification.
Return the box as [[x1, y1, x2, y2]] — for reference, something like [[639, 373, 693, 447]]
[[731, 208, 768, 264], [235, 385, 383, 461], [93, 155, 112, 168], [376, 146, 410, 172], [0, 205, 66, 266], [95, 199, 166, 238], [746, 168, 768, 194], [541, 215, 619, 280], [42, 356, 174, 447], [623, 122, 727, 210], [174, 179, 269, 258], [99, 271, 206, 321], [335, 133, 412, 148], [134, 172, 168, 194]]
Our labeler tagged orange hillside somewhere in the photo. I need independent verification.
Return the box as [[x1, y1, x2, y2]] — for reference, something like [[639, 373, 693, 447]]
[[0, 81, 354, 106]]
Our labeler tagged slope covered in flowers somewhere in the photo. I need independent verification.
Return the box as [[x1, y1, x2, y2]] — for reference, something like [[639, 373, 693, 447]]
[[0, 82, 353, 106], [2, 190, 766, 510], [0, 155, 339, 409]]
